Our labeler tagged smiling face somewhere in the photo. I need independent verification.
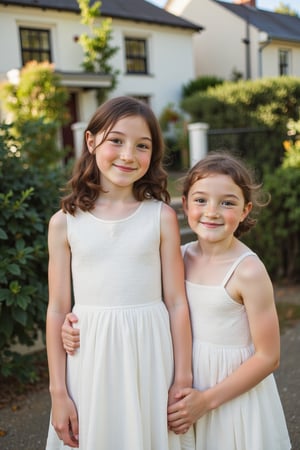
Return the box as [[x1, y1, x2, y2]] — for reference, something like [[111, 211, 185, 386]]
[[183, 173, 252, 244], [86, 115, 153, 192]]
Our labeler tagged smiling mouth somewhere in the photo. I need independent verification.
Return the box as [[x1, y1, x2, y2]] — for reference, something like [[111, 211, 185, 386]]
[[201, 221, 222, 227], [114, 164, 136, 172]]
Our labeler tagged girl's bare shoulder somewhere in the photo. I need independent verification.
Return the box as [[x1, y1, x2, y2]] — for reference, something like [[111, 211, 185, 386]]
[[49, 210, 67, 232], [161, 202, 178, 222], [237, 251, 268, 281]]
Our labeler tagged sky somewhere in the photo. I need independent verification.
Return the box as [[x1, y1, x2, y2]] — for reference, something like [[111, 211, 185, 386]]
[[148, 0, 300, 15]]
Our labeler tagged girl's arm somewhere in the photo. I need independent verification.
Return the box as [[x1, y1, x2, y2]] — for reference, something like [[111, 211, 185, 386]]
[[168, 255, 280, 432], [160, 204, 193, 401], [46, 210, 79, 448]]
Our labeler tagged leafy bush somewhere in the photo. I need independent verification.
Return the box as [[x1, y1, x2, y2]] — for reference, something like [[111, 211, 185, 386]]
[[242, 117, 300, 281], [0, 61, 69, 166], [0, 124, 68, 381], [243, 165, 300, 281], [282, 118, 300, 168], [182, 76, 224, 98], [181, 77, 300, 174], [159, 104, 189, 169], [0, 62, 71, 382]]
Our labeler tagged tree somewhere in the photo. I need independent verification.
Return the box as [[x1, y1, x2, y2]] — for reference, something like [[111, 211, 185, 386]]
[[275, 1, 299, 16], [77, 0, 119, 103], [0, 61, 69, 166]]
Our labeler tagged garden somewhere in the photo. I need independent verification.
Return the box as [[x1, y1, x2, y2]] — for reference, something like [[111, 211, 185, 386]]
[[0, 66, 299, 396]]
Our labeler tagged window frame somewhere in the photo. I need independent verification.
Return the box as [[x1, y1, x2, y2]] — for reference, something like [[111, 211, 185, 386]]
[[19, 27, 52, 65], [124, 37, 148, 75], [279, 48, 291, 76]]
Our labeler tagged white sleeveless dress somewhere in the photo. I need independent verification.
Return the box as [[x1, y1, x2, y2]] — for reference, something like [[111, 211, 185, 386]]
[[182, 243, 291, 450], [46, 199, 195, 450]]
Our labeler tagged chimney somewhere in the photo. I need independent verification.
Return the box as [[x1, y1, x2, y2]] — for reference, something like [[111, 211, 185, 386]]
[[234, 0, 256, 6]]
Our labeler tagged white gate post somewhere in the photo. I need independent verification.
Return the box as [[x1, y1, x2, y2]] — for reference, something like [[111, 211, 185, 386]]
[[71, 122, 87, 159], [187, 122, 209, 167]]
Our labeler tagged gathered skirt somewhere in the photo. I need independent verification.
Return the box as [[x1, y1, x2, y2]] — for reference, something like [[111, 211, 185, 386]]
[[192, 340, 291, 450], [46, 300, 195, 450]]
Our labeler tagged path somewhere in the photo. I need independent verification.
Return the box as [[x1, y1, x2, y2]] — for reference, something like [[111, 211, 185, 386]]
[[0, 284, 299, 449]]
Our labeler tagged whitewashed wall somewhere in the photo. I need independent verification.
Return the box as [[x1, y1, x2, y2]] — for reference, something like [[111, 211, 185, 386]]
[[0, 4, 196, 118], [166, 0, 300, 80]]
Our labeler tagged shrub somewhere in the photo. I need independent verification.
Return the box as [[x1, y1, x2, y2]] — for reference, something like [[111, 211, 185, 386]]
[[0, 62, 71, 382], [242, 117, 300, 281], [243, 165, 300, 281], [0, 61, 69, 167], [159, 104, 189, 169], [181, 77, 300, 174], [0, 124, 68, 381], [182, 76, 224, 98]]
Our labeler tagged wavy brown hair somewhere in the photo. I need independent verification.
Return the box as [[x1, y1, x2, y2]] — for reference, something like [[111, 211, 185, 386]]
[[182, 151, 270, 237], [61, 96, 170, 214]]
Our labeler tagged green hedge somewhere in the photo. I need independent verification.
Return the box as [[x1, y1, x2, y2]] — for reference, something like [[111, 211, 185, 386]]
[[0, 124, 68, 381], [242, 166, 300, 281], [181, 77, 300, 173], [181, 76, 300, 281]]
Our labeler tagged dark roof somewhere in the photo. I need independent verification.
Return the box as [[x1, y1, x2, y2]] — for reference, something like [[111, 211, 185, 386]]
[[216, 1, 300, 43], [0, 0, 202, 31]]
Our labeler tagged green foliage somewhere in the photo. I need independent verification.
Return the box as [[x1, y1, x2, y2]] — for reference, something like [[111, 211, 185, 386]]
[[0, 131, 69, 382], [230, 67, 243, 82], [181, 77, 300, 174], [159, 103, 181, 131], [182, 77, 300, 128], [0, 63, 71, 381], [0, 61, 69, 166], [159, 104, 189, 169], [282, 119, 300, 168], [275, 1, 299, 16], [182, 76, 224, 98], [0, 61, 72, 381], [243, 165, 300, 281], [253, 119, 300, 280], [181, 78, 300, 281], [77, 0, 119, 103]]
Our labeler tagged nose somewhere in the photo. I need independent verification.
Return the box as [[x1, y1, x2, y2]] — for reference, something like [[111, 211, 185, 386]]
[[120, 144, 134, 162], [204, 202, 219, 218]]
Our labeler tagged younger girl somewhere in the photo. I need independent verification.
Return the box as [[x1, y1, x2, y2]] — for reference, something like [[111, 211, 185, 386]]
[[45, 96, 193, 449], [167, 152, 291, 449]]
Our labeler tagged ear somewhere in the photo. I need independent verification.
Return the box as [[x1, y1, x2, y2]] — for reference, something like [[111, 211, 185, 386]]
[[240, 202, 252, 222], [86, 130, 95, 154], [182, 195, 188, 216]]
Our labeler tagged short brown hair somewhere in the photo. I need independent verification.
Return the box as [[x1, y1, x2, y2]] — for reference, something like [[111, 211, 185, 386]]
[[182, 151, 270, 237]]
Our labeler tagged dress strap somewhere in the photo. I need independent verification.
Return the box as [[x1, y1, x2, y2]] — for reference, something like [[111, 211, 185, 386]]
[[221, 251, 256, 287]]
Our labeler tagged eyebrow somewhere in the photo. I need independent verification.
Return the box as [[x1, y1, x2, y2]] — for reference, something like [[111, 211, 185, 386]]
[[191, 191, 240, 200], [108, 130, 152, 142]]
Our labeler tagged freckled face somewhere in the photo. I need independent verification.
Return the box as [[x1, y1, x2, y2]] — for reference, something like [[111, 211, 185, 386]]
[[183, 174, 252, 242], [86, 115, 152, 190]]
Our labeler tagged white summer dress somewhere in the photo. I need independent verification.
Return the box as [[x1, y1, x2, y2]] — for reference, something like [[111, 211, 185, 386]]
[[46, 199, 195, 450], [182, 243, 291, 450]]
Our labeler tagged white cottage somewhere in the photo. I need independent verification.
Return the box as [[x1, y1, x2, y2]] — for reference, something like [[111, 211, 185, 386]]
[[0, 0, 202, 151], [166, 0, 300, 81]]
